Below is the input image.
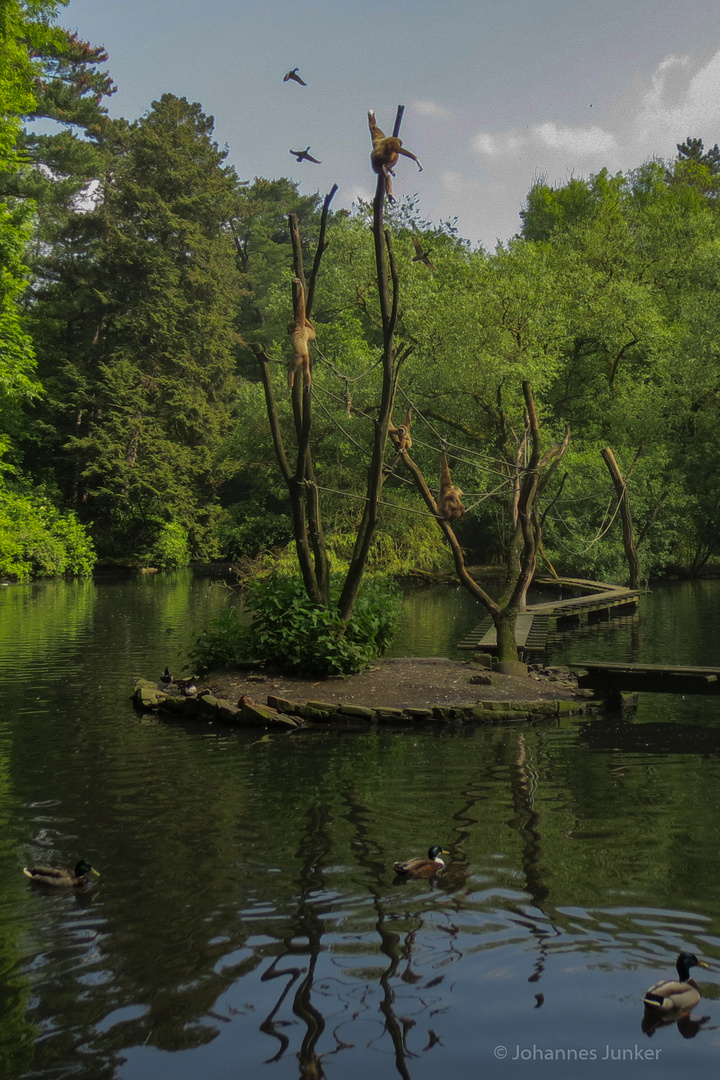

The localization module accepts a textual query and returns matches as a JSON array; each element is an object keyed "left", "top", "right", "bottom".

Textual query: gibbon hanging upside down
[
  {"left": 287, "top": 278, "right": 316, "bottom": 388},
  {"left": 368, "top": 111, "right": 423, "bottom": 202},
  {"left": 389, "top": 407, "right": 412, "bottom": 451},
  {"left": 438, "top": 448, "right": 465, "bottom": 520}
]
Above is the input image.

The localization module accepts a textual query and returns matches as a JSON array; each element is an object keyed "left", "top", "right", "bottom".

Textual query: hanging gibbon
[
  {"left": 390, "top": 407, "right": 412, "bottom": 451},
  {"left": 287, "top": 278, "right": 316, "bottom": 388},
  {"left": 368, "top": 111, "right": 423, "bottom": 202},
  {"left": 438, "top": 448, "right": 465, "bottom": 520}
]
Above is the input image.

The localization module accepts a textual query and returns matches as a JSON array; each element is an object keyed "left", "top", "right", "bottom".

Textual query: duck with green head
[
  {"left": 23, "top": 860, "right": 100, "bottom": 888},
  {"left": 643, "top": 952, "right": 711, "bottom": 1013},
  {"left": 393, "top": 845, "right": 449, "bottom": 879}
]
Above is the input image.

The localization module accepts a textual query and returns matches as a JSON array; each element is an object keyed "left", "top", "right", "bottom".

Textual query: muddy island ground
[
  {"left": 134, "top": 657, "right": 604, "bottom": 727},
  {"left": 206, "top": 657, "right": 580, "bottom": 712}
]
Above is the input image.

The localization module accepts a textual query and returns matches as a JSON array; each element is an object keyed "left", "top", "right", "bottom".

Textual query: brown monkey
[
  {"left": 437, "top": 448, "right": 465, "bottom": 520},
  {"left": 287, "top": 277, "right": 316, "bottom": 388},
  {"left": 368, "top": 111, "right": 423, "bottom": 202},
  {"left": 389, "top": 407, "right": 412, "bottom": 451}
]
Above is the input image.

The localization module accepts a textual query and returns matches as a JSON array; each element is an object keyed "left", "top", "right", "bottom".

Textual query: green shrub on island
[
  {"left": 148, "top": 521, "right": 191, "bottom": 570},
  {"left": 191, "top": 573, "right": 402, "bottom": 677},
  {"left": 213, "top": 499, "right": 294, "bottom": 561},
  {"left": 0, "top": 488, "right": 96, "bottom": 580}
]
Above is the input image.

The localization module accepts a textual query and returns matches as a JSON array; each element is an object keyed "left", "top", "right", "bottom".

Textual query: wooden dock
[
  {"left": 573, "top": 661, "right": 720, "bottom": 696},
  {"left": 458, "top": 578, "right": 640, "bottom": 658},
  {"left": 530, "top": 585, "right": 641, "bottom": 628}
]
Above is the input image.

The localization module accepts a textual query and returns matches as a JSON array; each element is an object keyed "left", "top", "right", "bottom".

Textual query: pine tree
[{"left": 32, "top": 95, "right": 242, "bottom": 560}]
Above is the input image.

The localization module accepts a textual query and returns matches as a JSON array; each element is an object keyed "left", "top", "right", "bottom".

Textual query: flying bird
[
  {"left": 289, "top": 147, "right": 322, "bottom": 164},
  {"left": 412, "top": 236, "right": 437, "bottom": 271},
  {"left": 283, "top": 68, "right": 307, "bottom": 86}
]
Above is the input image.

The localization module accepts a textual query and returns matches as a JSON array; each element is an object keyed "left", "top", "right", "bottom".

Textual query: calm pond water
[{"left": 2, "top": 572, "right": 720, "bottom": 1080}]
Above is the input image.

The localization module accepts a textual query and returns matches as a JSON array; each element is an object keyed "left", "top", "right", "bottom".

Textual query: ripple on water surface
[{"left": 2, "top": 576, "right": 720, "bottom": 1079}]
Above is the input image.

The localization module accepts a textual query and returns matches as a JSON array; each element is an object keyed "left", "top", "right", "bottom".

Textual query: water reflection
[{"left": 1, "top": 575, "right": 720, "bottom": 1078}]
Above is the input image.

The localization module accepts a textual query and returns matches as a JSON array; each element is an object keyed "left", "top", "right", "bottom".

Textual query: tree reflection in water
[{"left": 509, "top": 733, "right": 561, "bottom": 995}]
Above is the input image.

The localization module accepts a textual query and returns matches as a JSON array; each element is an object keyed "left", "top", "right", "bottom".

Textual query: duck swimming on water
[
  {"left": 643, "top": 952, "right": 711, "bottom": 1013},
  {"left": 23, "top": 860, "right": 100, "bottom": 888},
  {"left": 393, "top": 845, "right": 449, "bottom": 879}
]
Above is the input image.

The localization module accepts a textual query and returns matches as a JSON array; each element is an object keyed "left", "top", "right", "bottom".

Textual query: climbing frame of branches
[{"left": 254, "top": 106, "right": 416, "bottom": 622}]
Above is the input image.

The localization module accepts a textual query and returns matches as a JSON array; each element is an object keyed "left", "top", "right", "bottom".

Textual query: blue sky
[{"left": 64, "top": 0, "right": 720, "bottom": 247}]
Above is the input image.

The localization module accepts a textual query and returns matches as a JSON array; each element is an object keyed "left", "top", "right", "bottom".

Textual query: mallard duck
[
  {"left": 411, "top": 236, "right": 437, "bottom": 272},
  {"left": 289, "top": 147, "right": 322, "bottom": 164},
  {"left": 283, "top": 67, "right": 307, "bottom": 86},
  {"left": 393, "top": 845, "right": 449, "bottom": 878},
  {"left": 643, "top": 952, "right": 710, "bottom": 1013},
  {"left": 23, "top": 860, "right": 100, "bottom": 888},
  {"left": 175, "top": 676, "right": 197, "bottom": 697}
]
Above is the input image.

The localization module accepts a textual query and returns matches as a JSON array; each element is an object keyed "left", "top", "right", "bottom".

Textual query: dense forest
[{"left": 3, "top": 1, "right": 720, "bottom": 602}]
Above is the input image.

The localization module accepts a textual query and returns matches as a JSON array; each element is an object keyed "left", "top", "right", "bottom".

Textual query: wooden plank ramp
[
  {"left": 458, "top": 613, "right": 549, "bottom": 656},
  {"left": 457, "top": 579, "right": 639, "bottom": 658}
]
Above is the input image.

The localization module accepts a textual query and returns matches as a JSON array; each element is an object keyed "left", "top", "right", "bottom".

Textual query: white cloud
[
  {"left": 430, "top": 45, "right": 720, "bottom": 248},
  {"left": 440, "top": 170, "right": 483, "bottom": 195},
  {"left": 470, "top": 46, "right": 720, "bottom": 177},
  {"left": 533, "top": 122, "right": 617, "bottom": 156},
  {"left": 472, "top": 129, "right": 525, "bottom": 157},
  {"left": 412, "top": 99, "right": 451, "bottom": 119},
  {"left": 472, "top": 122, "right": 617, "bottom": 160},
  {"left": 635, "top": 49, "right": 720, "bottom": 153}
]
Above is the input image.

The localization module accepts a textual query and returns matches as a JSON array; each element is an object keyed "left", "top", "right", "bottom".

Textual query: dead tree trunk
[
  {"left": 398, "top": 383, "right": 569, "bottom": 667},
  {"left": 337, "top": 106, "right": 407, "bottom": 622},
  {"left": 600, "top": 447, "right": 641, "bottom": 589},
  {"left": 254, "top": 187, "right": 337, "bottom": 607},
  {"left": 256, "top": 107, "right": 413, "bottom": 626}
]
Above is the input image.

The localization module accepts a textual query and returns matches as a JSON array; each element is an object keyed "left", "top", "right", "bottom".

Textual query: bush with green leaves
[
  {"left": 191, "top": 573, "right": 401, "bottom": 677},
  {"left": 0, "top": 485, "right": 96, "bottom": 580},
  {"left": 212, "top": 499, "right": 293, "bottom": 561},
  {"left": 149, "top": 521, "right": 191, "bottom": 569}
]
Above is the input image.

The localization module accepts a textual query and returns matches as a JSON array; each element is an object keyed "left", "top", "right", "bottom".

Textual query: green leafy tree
[{"left": 27, "top": 94, "right": 242, "bottom": 562}]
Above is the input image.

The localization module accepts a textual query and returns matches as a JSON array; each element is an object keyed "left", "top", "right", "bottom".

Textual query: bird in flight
[
  {"left": 412, "top": 236, "right": 437, "bottom": 271},
  {"left": 283, "top": 68, "right": 307, "bottom": 86},
  {"left": 289, "top": 146, "right": 322, "bottom": 164}
]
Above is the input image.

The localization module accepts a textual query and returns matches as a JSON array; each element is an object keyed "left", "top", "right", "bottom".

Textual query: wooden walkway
[
  {"left": 458, "top": 578, "right": 641, "bottom": 658},
  {"left": 574, "top": 661, "right": 720, "bottom": 696}
]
